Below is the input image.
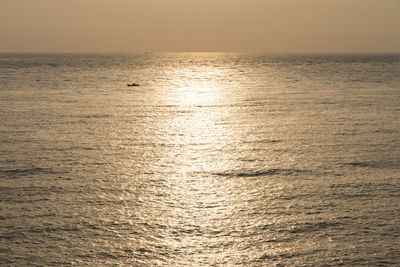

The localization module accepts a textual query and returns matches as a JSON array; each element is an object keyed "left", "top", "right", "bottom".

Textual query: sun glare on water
[{"left": 146, "top": 61, "right": 255, "bottom": 264}]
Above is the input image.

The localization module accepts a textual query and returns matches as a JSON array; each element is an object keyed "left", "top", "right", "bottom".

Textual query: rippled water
[{"left": 0, "top": 53, "right": 399, "bottom": 266}]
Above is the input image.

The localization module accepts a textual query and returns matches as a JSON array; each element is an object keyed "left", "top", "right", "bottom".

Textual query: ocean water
[{"left": 0, "top": 53, "right": 399, "bottom": 266}]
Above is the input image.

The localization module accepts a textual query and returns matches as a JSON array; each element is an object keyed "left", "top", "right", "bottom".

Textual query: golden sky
[{"left": 1, "top": 0, "right": 399, "bottom": 53}]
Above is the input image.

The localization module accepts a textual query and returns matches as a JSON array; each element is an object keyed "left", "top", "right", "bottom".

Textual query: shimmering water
[{"left": 0, "top": 53, "right": 399, "bottom": 266}]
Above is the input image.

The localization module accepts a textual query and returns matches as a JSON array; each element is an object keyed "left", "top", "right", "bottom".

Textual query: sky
[{"left": 0, "top": 0, "right": 399, "bottom": 53}]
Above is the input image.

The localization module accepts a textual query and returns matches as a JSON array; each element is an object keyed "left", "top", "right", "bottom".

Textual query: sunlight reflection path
[{"left": 154, "top": 64, "right": 250, "bottom": 264}]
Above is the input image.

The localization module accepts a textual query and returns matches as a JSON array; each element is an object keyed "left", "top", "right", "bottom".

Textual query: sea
[{"left": 0, "top": 53, "right": 399, "bottom": 266}]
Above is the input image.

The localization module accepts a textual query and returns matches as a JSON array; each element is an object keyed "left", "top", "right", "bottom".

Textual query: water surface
[{"left": 0, "top": 53, "right": 399, "bottom": 266}]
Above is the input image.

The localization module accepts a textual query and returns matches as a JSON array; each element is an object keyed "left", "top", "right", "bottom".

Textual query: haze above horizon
[{"left": 1, "top": 0, "right": 399, "bottom": 54}]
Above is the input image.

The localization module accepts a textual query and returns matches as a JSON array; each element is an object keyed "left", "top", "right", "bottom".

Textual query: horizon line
[{"left": 1, "top": 51, "right": 400, "bottom": 55}]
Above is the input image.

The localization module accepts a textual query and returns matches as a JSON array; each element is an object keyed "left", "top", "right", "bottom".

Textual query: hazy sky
[{"left": 1, "top": 0, "right": 399, "bottom": 53}]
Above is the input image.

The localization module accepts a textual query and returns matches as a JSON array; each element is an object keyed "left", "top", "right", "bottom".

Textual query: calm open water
[{"left": 0, "top": 53, "right": 399, "bottom": 266}]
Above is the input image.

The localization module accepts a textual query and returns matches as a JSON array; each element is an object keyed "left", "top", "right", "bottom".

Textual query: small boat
[{"left": 127, "top": 83, "right": 139, "bottom": 87}]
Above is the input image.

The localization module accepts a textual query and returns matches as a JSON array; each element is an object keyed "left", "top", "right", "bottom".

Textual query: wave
[
  {"left": 345, "top": 162, "right": 375, "bottom": 168},
  {"left": 287, "top": 221, "right": 341, "bottom": 234},
  {"left": 242, "top": 139, "right": 282, "bottom": 144},
  {"left": 213, "top": 168, "right": 312, "bottom": 178},
  {"left": 0, "top": 167, "right": 62, "bottom": 178},
  {"left": 344, "top": 161, "right": 400, "bottom": 169}
]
